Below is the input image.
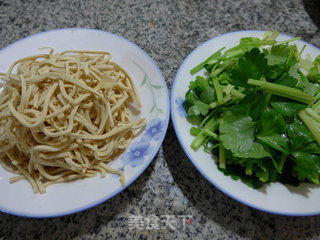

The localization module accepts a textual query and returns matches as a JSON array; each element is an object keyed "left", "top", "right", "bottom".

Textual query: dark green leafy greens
[
  {"left": 184, "top": 30, "right": 320, "bottom": 188},
  {"left": 257, "top": 108, "right": 290, "bottom": 154},
  {"left": 220, "top": 109, "right": 270, "bottom": 159}
]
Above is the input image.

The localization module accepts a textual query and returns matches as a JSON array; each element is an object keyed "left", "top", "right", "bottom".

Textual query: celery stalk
[
  {"left": 248, "top": 79, "right": 314, "bottom": 105},
  {"left": 219, "top": 142, "right": 226, "bottom": 169},
  {"left": 299, "top": 110, "right": 320, "bottom": 146},
  {"left": 191, "top": 117, "right": 218, "bottom": 150},
  {"left": 190, "top": 47, "right": 225, "bottom": 74}
]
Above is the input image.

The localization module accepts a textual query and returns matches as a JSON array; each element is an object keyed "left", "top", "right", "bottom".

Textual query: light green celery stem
[
  {"left": 224, "top": 40, "right": 275, "bottom": 56},
  {"left": 278, "top": 153, "right": 287, "bottom": 173},
  {"left": 279, "top": 37, "right": 301, "bottom": 45},
  {"left": 248, "top": 79, "right": 314, "bottom": 105},
  {"left": 210, "top": 90, "right": 244, "bottom": 109},
  {"left": 204, "top": 143, "right": 220, "bottom": 151},
  {"left": 305, "top": 108, "right": 320, "bottom": 122},
  {"left": 230, "top": 88, "right": 245, "bottom": 99},
  {"left": 210, "top": 96, "right": 231, "bottom": 108},
  {"left": 223, "top": 49, "right": 244, "bottom": 60},
  {"left": 299, "top": 110, "right": 320, "bottom": 146},
  {"left": 311, "top": 100, "right": 320, "bottom": 113},
  {"left": 268, "top": 30, "right": 280, "bottom": 40},
  {"left": 191, "top": 117, "right": 218, "bottom": 150},
  {"left": 299, "top": 45, "right": 306, "bottom": 58},
  {"left": 199, "top": 110, "right": 216, "bottom": 128},
  {"left": 204, "top": 129, "right": 219, "bottom": 139},
  {"left": 190, "top": 47, "right": 225, "bottom": 74},
  {"left": 219, "top": 142, "right": 226, "bottom": 169},
  {"left": 211, "top": 64, "right": 229, "bottom": 77},
  {"left": 211, "top": 60, "right": 236, "bottom": 77},
  {"left": 260, "top": 30, "right": 272, "bottom": 41},
  {"left": 314, "top": 93, "right": 320, "bottom": 102},
  {"left": 223, "top": 84, "right": 233, "bottom": 95},
  {"left": 212, "top": 77, "right": 223, "bottom": 102}
]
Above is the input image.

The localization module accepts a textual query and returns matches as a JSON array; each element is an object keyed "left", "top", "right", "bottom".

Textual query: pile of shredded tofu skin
[{"left": 0, "top": 49, "right": 145, "bottom": 193}]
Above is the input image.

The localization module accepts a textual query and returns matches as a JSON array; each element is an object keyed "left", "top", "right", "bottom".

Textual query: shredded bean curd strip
[{"left": 0, "top": 49, "right": 145, "bottom": 193}]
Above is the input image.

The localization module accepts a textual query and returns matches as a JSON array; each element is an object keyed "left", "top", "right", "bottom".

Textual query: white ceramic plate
[
  {"left": 0, "top": 28, "right": 169, "bottom": 218},
  {"left": 171, "top": 30, "right": 320, "bottom": 216}
]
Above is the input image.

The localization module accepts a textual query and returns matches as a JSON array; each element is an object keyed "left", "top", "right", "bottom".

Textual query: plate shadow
[{"left": 303, "top": 0, "right": 320, "bottom": 29}]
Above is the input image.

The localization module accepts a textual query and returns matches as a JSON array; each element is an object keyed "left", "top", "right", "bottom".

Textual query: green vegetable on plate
[{"left": 183, "top": 30, "right": 320, "bottom": 188}]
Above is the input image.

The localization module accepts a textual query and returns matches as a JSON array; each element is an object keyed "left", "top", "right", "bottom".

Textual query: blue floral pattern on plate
[
  {"left": 143, "top": 118, "right": 165, "bottom": 141},
  {"left": 120, "top": 118, "right": 165, "bottom": 168},
  {"left": 121, "top": 140, "right": 152, "bottom": 167}
]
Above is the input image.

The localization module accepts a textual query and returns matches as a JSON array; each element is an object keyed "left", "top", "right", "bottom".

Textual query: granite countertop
[{"left": 1, "top": 0, "right": 320, "bottom": 239}]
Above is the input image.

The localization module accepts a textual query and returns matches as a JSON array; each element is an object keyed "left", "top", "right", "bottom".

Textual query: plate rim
[
  {"left": 0, "top": 28, "right": 170, "bottom": 218},
  {"left": 171, "top": 29, "right": 320, "bottom": 217}
]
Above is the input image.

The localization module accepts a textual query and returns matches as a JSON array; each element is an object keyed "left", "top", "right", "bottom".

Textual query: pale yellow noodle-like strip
[{"left": 10, "top": 175, "right": 26, "bottom": 183}]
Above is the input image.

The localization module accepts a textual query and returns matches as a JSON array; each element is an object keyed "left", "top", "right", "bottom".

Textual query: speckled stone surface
[{"left": 0, "top": 0, "right": 320, "bottom": 239}]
